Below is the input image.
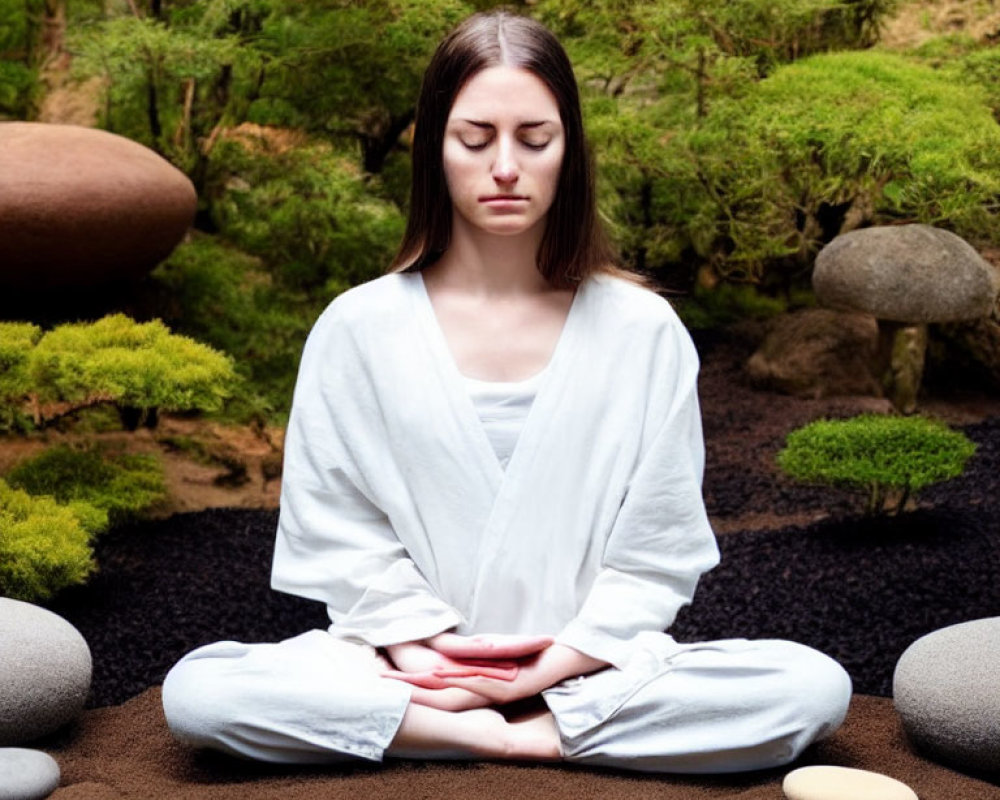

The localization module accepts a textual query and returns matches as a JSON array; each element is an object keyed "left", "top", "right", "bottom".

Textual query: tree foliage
[
  {"left": 0, "top": 314, "right": 237, "bottom": 431},
  {"left": 208, "top": 134, "right": 405, "bottom": 295},
  {"left": 680, "top": 51, "right": 1000, "bottom": 283},
  {"left": 151, "top": 232, "right": 315, "bottom": 419},
  {"left": 777, "top": 414, "right": 977, "bottom": 515}
]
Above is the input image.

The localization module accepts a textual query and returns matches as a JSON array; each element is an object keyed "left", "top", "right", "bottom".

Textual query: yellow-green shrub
[
  {"left": 13, "top": 314, "right": 238, "bottom": 429},
  {"left": 0, "top": 479, "right": 102, "bottom": 602}
]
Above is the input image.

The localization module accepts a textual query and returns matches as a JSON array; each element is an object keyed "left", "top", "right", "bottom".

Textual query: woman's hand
[
  {"left": 426, "top": 633, "right": 555, "bottom": 660},
  {"left": 382, "top": 634, "right": 561, "bottom": 711},
  {"left": 429, "top": 643, "right": 608, "bottom": 706}
]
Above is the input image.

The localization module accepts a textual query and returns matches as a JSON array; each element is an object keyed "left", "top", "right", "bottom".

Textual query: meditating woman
[{"left": 162, "top": 10, "right": 851, "bottom": 772}]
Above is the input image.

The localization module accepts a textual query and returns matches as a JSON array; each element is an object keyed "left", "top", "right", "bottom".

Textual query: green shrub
[
  {"left": 0, "top": 478, "right": 101, "bottom": 602},
  {"left": 5, "top": 444, "right": 166, "bottom": 525},
  {"left": 777, "top": 414, "right": 976, "bottom": 514},
  {"left": 681, "top": 50, "right": 1000, "bottom": 281},
  {"left": 27, "top": 314, "right": 237, "bottom": 428},
  {"left": 208, "top": 137, "right": 405, "bottom": 296}
]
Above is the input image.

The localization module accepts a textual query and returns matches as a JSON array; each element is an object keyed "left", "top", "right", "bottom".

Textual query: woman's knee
[
  {"left": 771, "top": 641, "right": 852, "bottom": 754},
  {"left": 161, "top": 646, "right": 247, "bottom": 749}
]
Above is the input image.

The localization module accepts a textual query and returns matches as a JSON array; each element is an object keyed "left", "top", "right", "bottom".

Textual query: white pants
[{"left": 162, "top": 630, "right": 851, "bottom": 774}]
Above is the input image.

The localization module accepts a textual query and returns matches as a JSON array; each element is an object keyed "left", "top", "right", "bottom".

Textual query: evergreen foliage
[
  {"left": 27, "top": 314, "right": 237, "bottom": 427},
  {"left": 0, "top": 478, "right": 100, "bottom": 602},
  {"left": 208, "top": 136, "right": 405, "bottom": 295},
  {"left": 777, "top": 414, "right": 977, "bottom": 515},
  {"left": 151, "top": 233, "right": 314, "bottom": 419},
  {"left": 678, "top": 50, "right": 1000, "bottom": 282},
  {"left": 6, "top": 444, "right": 166, "bottom": 525}
]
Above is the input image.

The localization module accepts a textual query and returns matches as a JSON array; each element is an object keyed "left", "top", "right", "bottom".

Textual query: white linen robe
[
  {"left": 163, "top": 271, "right": 852, "bottom": 771},
  {"left": 271, "top": 271, "right": 720, "bottom": 669}
]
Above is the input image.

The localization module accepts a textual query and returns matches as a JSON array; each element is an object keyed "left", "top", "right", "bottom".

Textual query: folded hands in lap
[{"left": 383, "top": 634, "right": 606, "bottom": 712}]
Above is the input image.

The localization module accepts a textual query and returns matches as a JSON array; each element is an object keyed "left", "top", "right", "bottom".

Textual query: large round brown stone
[{"left": 0, "top": 122, "right": 196, "bottom": 289}]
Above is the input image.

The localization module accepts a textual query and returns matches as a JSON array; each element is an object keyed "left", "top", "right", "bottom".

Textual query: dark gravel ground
[{"left": 44, "top": 332, "right": 1000, "bottom": 708}]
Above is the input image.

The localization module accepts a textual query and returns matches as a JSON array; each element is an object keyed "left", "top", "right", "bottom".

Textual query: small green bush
[
  {"left": 5, "top": 444, "right": 166, "bottom": 526},
  {"left": 0, "top": 478, "right": 101, "bottom": 602},
  {"left": 777, "top": 414, "right": 976, "bottom": 514}
]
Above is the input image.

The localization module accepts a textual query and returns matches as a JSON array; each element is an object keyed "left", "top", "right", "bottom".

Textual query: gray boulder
[
  {"left": 812, "top": 225, "right": 1000, "bottom": 413},
  {"left": 746, "top": 309, "right": 881, "bottom": 398},
  {"left": 893, "top": 617, "right": 1000, "bottom": 775},
  {"left": 0, "top": 748, "right": 60, "bottom": 800},
  {"left": 0, "top": 121, "right": 196, "bottom": 290},
  {"left": 0, "top": 599, "right": 91, "bottom": 745},
  {"left": 813, "top": 224, "right": 999, "bottom": 323}
]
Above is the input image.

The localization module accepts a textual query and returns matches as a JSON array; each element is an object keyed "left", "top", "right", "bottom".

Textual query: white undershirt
[{"left": 463, "top": 369, "right": 546, "bottom": 469}]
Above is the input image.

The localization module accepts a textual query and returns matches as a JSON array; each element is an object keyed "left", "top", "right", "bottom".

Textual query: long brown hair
[{"left": 389, "top": 11, "right": 629, "bottom": 289}]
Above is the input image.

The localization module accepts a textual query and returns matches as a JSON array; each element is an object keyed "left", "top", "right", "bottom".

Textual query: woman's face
[{"left": 442, "top": 65, "right": 565, "bottom": 238}]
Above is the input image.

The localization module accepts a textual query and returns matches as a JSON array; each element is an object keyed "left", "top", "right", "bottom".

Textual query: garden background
[{"left": 3, "top": 1, "right": 1000, "bottom": 797}]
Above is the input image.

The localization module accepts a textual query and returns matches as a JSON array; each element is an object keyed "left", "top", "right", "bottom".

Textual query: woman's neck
[{"left": 428, "top": 216, "right": 550, "bottom": 297}]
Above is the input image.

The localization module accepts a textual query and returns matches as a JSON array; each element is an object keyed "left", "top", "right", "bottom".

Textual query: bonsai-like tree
[{"left": 777, "top": 414, "right": 976, "bottom": 515}]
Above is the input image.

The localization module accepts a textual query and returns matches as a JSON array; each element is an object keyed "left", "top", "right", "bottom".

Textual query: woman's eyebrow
[{"left": 455, "top": 119, "right": 557, "bottom": 129}]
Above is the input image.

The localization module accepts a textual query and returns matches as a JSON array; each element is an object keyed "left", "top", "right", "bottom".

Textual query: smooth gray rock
[
  {"left": 893, "top": 617, "right": 1000, "bottom": 775},
  {"left": 813, "top": 224, "right": 999, "bottom": 323},
  {"left": 0, "top": 748, "right": 60, "bottom": 800},
  {"left": 0, "top": 599, "right": 91, "bottom": 745}
]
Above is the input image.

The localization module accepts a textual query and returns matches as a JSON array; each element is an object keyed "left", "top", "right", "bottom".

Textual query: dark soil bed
[{"left": 45, "top": 330, "right": 1000, "bottom": 708}]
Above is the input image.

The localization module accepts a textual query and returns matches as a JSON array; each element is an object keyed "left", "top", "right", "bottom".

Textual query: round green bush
[
  {"left": 777, "top": 414, "right": 976, "bottom": 514},
  {"left": 0, "top": 479, "right": 101, "bottom": 602}
]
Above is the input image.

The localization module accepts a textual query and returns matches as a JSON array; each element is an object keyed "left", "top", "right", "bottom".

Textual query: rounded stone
[
  {"left": 746, "top": 309, "right": 880, "bottom": 398},
  {"left": 0, "top": 748, "right": 60, "bottom": 800},
  {"left": 813, "top": 224, "right": 1000, "bottom": 323},
  {"left": 783, "top": 766, "right": 917, "bottom": 800},
  {"left": 0, "top": 599, "right": 92, "bottom": 745},
  {"left": 0, "top": 121, "right": 196, "bottom": 289},
  {"left": 893, "top": 617, "right": 1000, "bottom": 775}
]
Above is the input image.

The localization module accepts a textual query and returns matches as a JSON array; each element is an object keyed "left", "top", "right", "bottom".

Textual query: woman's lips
[{"left": 479, "top": 195, "right": 528, "bottom": 203}]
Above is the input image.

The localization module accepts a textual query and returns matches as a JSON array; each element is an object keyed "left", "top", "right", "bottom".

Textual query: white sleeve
[
  {"left": 270, "top": 312, "right": 464, "bottom": 647},
  {"left": 555, "top": 325, "right": 720, "bottom": 670}
]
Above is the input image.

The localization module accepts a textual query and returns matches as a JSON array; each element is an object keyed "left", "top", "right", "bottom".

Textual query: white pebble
[
  {"left": 0, "top": 748, "right": 60, "bottom": 800},
  {"left": 783, "top": 765, "right": 917, "bottom": 800}
]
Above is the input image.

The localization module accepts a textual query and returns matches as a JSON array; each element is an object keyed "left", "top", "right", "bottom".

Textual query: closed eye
[
  {"left": 522, "top": 140, "right": 550, "bottom": 151},
  {"left": 461, "top": 139, "right": 491, "bottom": 151}
]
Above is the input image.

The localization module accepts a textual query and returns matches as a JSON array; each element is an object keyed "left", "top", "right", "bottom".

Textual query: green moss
[{"left": 777, "top": 414, "right": 976, "bottom": 514}]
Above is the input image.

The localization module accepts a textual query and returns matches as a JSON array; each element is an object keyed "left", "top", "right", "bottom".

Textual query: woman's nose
[{"left": 492, "top": 140, "right": 518, "bottom": 184}]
